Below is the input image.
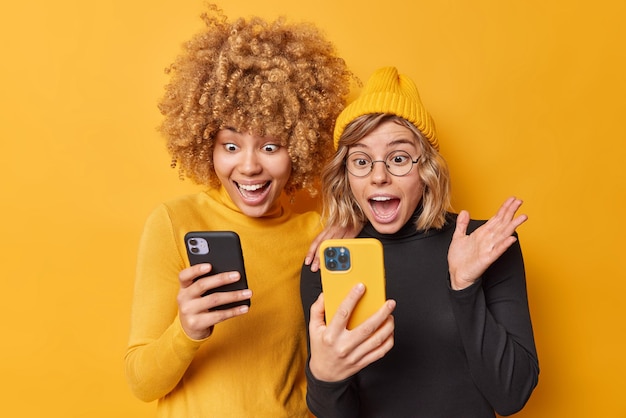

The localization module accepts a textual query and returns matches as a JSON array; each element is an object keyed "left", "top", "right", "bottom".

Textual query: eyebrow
[{"left": 351, "top": 138, "right": 417, "bottom": 150}]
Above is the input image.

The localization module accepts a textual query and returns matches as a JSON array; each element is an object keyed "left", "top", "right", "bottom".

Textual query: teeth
[
  {"left": 239, "top": 182, "right": 266, "bottom": 191},
  {"left": 371, "top": 196, "right": 392, "bottom": 201}
]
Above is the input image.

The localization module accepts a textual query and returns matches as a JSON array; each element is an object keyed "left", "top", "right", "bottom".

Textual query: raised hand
[
  {"left": 308, "top": 284, "right": 396, "bottom": 382},
  {"left": 177, "top": 263, "right": 252, "bottom": 340},
  {"left": 448, "top": 197, "right": 528, "bottom": 290}
]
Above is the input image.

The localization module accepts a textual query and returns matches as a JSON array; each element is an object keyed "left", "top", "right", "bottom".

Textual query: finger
[
  {"left": 345, "top": 311, "right": 396, "bottom": 370},
  {"left": 306, "top": 224, "right": 362, "bottom": 270},
  {"left": 307, "top": 225, "right": 343, "bottom": 262},
  {"left": 198, "top": 288, "right": 252, "bottom": 312},
  {"left": 309, "top": 229, "right": 336, "bottom": 272},
  {"left": 327, "top": 283, "right": 366, "bottom": 330},
  {"left": 498, "top": 197, "right": 523, "bottom": 221},
  {"left": 178, "top": 280, "right": 251, "bottom": 313},
  {"left": 361, "top": 313, "right": 396, "bottom": 352},
  {"left": 497, "top": 198, "right": 527, "bottom": 235},
  {"left": 179, "top": 263, "right": 213, "bottom": 288},
  {"left": 309, "top": 247, "right": 323, "bottom": 272},
  {"left": 492, "top": 235, "right": 520, "bottom": 257},
  {"left": 484, "top": 198, "right": 526, "bottom": 236},
  {"left": 182, "top": 303, "right": 250, "bottom": 340},
  {"left": 191, "top": 271, "right": 241, "bottom": 295},
  {"left": 355, "top": 322, "right": 395, "bottom": 368},
  {"left": 353, "top": 299, "right": 396, "bottom": 339},
  {"left": 512, "top": 213, "right": 528, "bottom": 229},
  {"left": 499, "top": 212, "right": 527, "bottom": 237},
  {"left": 306, "top": 226, "right": 339, "bottom": 268},
  {"left": 208, "top": 303, "right": 251, "bottom": 323},
  {"left": 199, "top": 304, "right": 250, "bottom": 331},
  {"left": 305, "top": 231, "right": 327, "bottom": 266},
  {"left": 306, "top": 226, "right": 344, "bottom": 270}
]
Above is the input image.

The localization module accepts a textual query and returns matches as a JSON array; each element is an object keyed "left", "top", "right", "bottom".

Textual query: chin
[
  {"left": 370, "top": 221, "right": 403, "bottom": 235},
  {"left": 239, "top": 204, "right": 271, "bottom": 218}
]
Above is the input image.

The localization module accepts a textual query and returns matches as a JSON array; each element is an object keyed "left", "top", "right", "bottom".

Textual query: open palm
[{"left": 447, "top": 197, "right": 527, "bottom": 290}]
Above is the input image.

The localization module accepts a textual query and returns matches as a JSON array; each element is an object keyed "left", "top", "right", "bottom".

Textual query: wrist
[
  {"left": 308, "top": 358, "right": 328, "bottom": 381},
  {"left": 309, "top": 357, "right": 342, "bottom": 382},
  {"left": 449, "top": 273, "right": 473, "bottom": 291}
]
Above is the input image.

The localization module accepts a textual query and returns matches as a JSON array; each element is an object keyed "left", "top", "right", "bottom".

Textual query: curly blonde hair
[
  {"left": 321, "top": 114, "right": 451, "bottom": 231},
  {"left": 158, "top": 4, "right": 351, "bottom": 195}
]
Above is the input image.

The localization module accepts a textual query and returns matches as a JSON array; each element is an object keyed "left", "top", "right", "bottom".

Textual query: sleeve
[
  {"left": 448, "top": 236, "right": 539, "bottom": 416},
  {"left": 300, "top": 264, "right": 360, "bottom": 418},
  {"left": 124, "top": 204, "right": 206, "bottom": 402}
]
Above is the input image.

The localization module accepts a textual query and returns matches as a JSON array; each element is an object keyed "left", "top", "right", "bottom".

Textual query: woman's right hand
[
  {"left": 177, "top": 263, "right": 252, "bottom": 340},
  {"left": 308, "top": 284, "right": 396, "bottom": 382}
]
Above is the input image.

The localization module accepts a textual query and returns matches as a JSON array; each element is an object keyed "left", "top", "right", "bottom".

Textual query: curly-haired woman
[{"left": 125, "top": 5, "right": 351, "bottom": 416}]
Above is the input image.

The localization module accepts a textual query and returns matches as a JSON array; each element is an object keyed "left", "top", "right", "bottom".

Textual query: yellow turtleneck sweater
[{"left": 125, "top": 187, "right": 321, "bottom": 417}]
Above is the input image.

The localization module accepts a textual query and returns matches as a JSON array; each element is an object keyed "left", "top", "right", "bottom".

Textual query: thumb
[
  {"left": 309, "top": 293, "right": 327, "bottom": 330},
  {"left": 454, "top": 210, "right": 470, "bottom": 238}
]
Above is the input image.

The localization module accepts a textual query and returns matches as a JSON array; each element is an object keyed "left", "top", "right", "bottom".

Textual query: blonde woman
[{"left": 301, "top": 67, "right": 539, "bottom": 417}]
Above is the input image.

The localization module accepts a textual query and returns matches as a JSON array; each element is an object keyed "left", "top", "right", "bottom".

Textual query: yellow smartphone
[{"left": 319, "top": 238, "right": 386, "bottom": 330}]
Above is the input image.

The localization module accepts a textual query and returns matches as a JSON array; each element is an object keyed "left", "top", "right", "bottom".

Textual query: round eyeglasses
[{"left": 346, "top": 150, "right": 420, "bottom": 177}]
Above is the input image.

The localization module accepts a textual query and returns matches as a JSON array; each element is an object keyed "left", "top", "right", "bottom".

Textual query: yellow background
[{"left": 1, "top": 0, "right": 624, "bottom": 416}]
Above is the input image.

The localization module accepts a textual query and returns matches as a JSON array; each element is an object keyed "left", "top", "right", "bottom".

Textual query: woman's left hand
[{"left": 448, "top": 196, "right": 528, "bottom": 290}]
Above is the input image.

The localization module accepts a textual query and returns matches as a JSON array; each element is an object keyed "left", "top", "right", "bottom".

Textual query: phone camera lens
[
  {"left": 190, "top": 247, "right": 199, "bottom": 254},
  {"left": 338, "top": 254, "right": 348, "bottom": 264},
  {"left": 325, "top": 248, "right": 337, "bottom": 258},
  {"left": 328, "top": 260, "right": 337, "bottom": 270},
  {"left": 189, "top": 239, "right": 197, "bottom": 246}
]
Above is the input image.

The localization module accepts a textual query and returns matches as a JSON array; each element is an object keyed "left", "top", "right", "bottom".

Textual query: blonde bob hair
[
  {"left": 321, "top": 114, "right": 451, "bottom": 231},
  {"left": 158, "top": 4, "right": 351, "bottom": 195}
]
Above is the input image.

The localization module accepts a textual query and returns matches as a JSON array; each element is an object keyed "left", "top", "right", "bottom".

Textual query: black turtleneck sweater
[{"left": 300, "top": 213, "right": 539, "bottom": 418}]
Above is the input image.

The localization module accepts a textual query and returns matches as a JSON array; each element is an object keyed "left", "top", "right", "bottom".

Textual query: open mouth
[
  {"left": 236, "top": 181, "right": 271, "bottom": 200},
  {"left": 369, "top": 196, "right": 400, "bottom": 221}
]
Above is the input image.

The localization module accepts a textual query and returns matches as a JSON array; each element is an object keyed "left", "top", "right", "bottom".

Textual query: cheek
[
  {"left": 270, "top": 155, "right": 292, "bottom": 182},
  {"left": 212, "top": 157, "right": 230, "bottom": 179},
  {"left": 212, "top": 149, "right": 228, "bottom": 171},
  {"left": 347, "top": 177, "right": 362, "bottom": 198},
  {"left": 347, "top": 178, "right": 369, "bottom": 207},
  {"left": 404, "top": 178, "right": 424, "bottom": 206}
]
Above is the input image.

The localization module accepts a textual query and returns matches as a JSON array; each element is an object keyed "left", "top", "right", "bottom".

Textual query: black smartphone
[{"left": 184, "top": 231, "right": 250, "bottom": 310}]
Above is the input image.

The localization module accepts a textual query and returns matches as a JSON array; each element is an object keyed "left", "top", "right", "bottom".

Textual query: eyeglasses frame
[{"left": 345, "top": 150, "right": 421, "bottom": 178}]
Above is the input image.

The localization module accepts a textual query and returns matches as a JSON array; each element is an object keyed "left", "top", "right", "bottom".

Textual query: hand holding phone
[
  {"left": 319, "top": 238, "right": 386, "bottom": 329},
  {"left": 184, "top": 231, "right": 251, "bottom": 311}
]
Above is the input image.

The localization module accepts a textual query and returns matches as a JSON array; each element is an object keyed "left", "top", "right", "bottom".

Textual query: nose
[
  {"left": 238, "top": 149, "right": 262, "bottom": 175},
  {"left": 370, "top": 160, "right": 390, "bottom": 184}
]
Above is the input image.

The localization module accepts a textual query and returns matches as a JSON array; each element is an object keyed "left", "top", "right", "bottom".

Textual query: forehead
[
  {"left": 350, "top": 120, "right": 419, "bottom": 152},
  {"left": 216, "top": 127, "right": 281, "bottom": 143}
]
